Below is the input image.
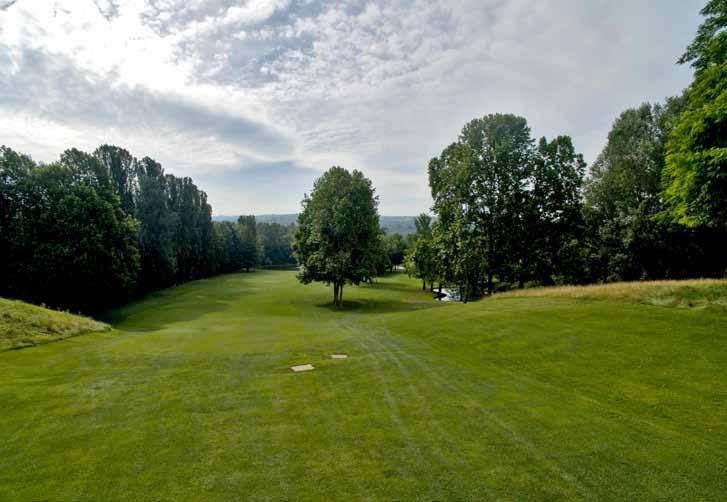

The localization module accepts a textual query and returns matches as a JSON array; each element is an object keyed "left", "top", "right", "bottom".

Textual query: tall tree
[
  {"left": 663, "top": 0, "right": 727, "bottom": 228},
  {"left": 429, "top": 115, "right": 533, "bottom": 296},
  {"left": 94, "top": 145, "right": 137, "bottom": 216},
  {"left": 135, "top": 157, "right": 177, "bottom": 289},
  {"left": 523, "top": 136, "right": 586, "bottom": 285},
  {"left": 5, "top": 149, "right": 140, "bottom": 311},
  {"left": 238, "top": 215, "right": 258, "bottom": 271},
  {"left": 580, "top": 99, "right": 727, "bottom": 282},
  {"left": 293, "top": 166, "right": 383, "bottom": 307},
  {"left": 404, "top": 213, "right": 436, "bottom": 290}
]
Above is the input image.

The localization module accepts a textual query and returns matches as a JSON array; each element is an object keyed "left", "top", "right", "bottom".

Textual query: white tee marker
[
  {"left": 291, "top": 364, "right": 315, "bottom": 372},
  {"left": 331, "top": 354, "right": 348, "bottom": 359}
]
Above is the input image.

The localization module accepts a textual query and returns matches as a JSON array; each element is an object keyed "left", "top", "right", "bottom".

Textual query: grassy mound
[
  {"left": 0, "top": 297, "right": 110, "bottom": 351},
  {"left": 494, "top": 278, "right": 727, "bottom": 310}
]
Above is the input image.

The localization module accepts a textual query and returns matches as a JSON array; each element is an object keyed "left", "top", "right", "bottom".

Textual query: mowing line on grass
[
  {"left": 352, "top": 335, "right": 421, "bottom": 483},
  {"left": 375, "top": 327, "right": 594, "bottom": 501},
  {"left": 362, "top": 330, "right": 501, "bottom": 501}
]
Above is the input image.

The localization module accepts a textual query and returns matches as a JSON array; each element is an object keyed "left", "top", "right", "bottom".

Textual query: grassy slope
[
  {"left": 495, "top": 278, "right": 727, "bottom": 310},
  {"left": 0, "top": 297, "right": 109, "bottom": 351},
  {"left": 0, "top": 272, "right": 725, "bottom": 500}
]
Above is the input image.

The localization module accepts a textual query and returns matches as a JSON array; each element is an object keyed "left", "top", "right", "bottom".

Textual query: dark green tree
[
  {"left": 293, "top": 166, "right": 383, "bottom": 307},
  {"left": 581, "top": 99, "right": 727, "bottom": 282},
  {"left": 238, "top": 215, "right": 258, "bottom": 271},
  {"left": 94, "top": 145, "right": 137, "bottom": 216},
  {"left": 382, "top": 233, "right": 408, "bottom": 271},
  {"left": 257, "top": 222, "right": 296, "bottom": 266},
  {"left": 5, "top": 149, "right": 140, "bottom": 311},
  {"left": 522, "top": 136, "right": 586, "bottom": 285},
  {"left": 135, "top": 157, "right": 177, "bottom": 288}
]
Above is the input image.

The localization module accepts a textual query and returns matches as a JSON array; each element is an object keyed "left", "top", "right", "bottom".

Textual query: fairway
[{"left": 1, "top": 271, "right": 726, "bottom": 500}]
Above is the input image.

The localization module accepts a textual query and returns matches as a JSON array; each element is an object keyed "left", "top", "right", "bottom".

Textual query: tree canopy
[
  {"left": 0, "top": 144, "right": 256, "bottom": 312},
  {"left": 293, "top": 166, "right": 383, "bottom": 307},
  {"left": 663, "top": 0, "right": 727, "bottom": 228}
]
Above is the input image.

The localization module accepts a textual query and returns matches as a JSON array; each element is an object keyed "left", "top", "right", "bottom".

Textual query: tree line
[
  {"left": 406, "top": 1, "right": 727, "bottom": 301},
  {"left": 0, "top": 144, "right": 291, "bottom": 313}
]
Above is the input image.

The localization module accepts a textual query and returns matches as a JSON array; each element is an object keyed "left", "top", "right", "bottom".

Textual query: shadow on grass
[
  {"left": 107, "top": 301, "right": 236, "bottom": 332},
  {"left": 315, "top": 298, "right": 443, "bottom": 315},
  {"left": 362, "top": 280, "right": 430, "bottom": 295},
  {"left": 100, "top": 277, "right": 252, "bottom": 332}
]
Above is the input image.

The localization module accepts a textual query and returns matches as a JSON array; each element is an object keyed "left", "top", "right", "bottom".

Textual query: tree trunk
[
  {"left": 422, "top": 279, "right": 426, "bottom": 290},
  {"left": 333, "top": 282, "right": 339, "bottom": 307},
  {"left": 338, "top": 283, "right": 344, "bottom": 306}
]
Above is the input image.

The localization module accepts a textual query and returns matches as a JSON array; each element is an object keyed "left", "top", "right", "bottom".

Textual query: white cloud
[{"left": 0, "top": 0, "right": 705, "bottom": 215}]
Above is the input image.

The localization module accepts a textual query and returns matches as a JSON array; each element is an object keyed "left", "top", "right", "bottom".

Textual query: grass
[
  {"left": 1, "top": 271, "right": 726, "bottom": 500},
  {"left": 0, "top": 297, "right": 110, "bottom": 351},
  {"left": 495, "top": 278, "right": 727, "bottom": 310}
]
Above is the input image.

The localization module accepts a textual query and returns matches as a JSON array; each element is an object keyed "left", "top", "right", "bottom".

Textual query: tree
[
  {"left": 404, "top": 212, "right": 437, "bottom": 290},
  {"left": 581, "top": 99, "right": 727, "bottom": 281},
  {"left": 135, "top": 157, "right": 177, "bottom": 289},
  {"left": 663, "top": 0, "right": 727, "bottom": 228},
  {"left": 257, "top": 222, "right": 296, "bottom": 266},
  {"left": 238, "top": 215, "right": 258, "bottom": 271},
  {"left": 293, "top": 166, "right": 383, "bottom": 307},
  {"left": 4, "top": 149, "right": 140, "bottom": 311},
  {"left": 0, "top": 147, "right": 35, "bottom": 293},
  {"left": 414, "top": 213, "right": 432, "bottom": 235},
  {"left": 382, "top": 233, "right": 408, "bottom": 271},
  {"left": 94, "top": 145, "right": 137, "bottom": 216},
  {"left": 429, "top": 115, "right": 533, "bottom": 297},
  {"left": 523, "top": 136, "right": 586, "bottom": 285}
]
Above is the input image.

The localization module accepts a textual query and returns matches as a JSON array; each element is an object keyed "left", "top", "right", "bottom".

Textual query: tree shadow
[
  {"left": 362, "top": 280, "right": 430, "bottom": 294},
  {"left": 315, "top": 298, "right": 444, "bottom": 315},
  {"left": 99, "top": 276, "right": 251, "bottom": 332}
]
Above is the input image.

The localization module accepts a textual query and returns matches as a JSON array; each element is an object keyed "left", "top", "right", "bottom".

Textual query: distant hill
[{"left": 213, "top": 214, "right": 421, "bottom": 235}]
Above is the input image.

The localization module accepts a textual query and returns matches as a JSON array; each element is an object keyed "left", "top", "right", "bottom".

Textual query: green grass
[
  {"left": 1, "top": 271, "right": 726, "bottom": 500},
  {"left": 495, "top": 278, "right": 727, "bottom": 310},
  {"left": 0, "top": 297, "right": 110, "bottom": 351}
]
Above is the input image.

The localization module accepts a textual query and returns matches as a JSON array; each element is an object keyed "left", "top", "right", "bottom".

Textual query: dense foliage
[
  {"left": 409, "top": 105, "right": 726, "bottom": 300},
  {"left": 418, "top": 115, "right": 587, "bottom": 301},
  {"left": 257, "top": 222, "right": 296, "bottom": 266},
  {"left": 403, "top": 2, "right": 727, "bottom": 300},
  {"left": 293, "top": 166, "right": 384, "bottom": 306},
  {"left": 0, "top": 144, "right": 257, "bottom": 312},
  {"left": 663, "top": 0, "right": 727, "bottom": 228}
]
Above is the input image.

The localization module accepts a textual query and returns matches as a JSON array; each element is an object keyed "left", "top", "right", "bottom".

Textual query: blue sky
[{"left": 0, "top": 0, "right": 703, "bottom": 215}]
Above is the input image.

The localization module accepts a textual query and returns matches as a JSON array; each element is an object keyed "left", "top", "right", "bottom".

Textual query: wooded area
[
  {"left": 404, "top": 1, "right": 727, "bottom": 301},
  {"left": 0, "top": 145, "right": 293, "bottom": 312}
]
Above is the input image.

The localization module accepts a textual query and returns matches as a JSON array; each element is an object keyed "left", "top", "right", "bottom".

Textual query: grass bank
[
  {"left": 0, "top": 297, "right": 110, "bottom": 351},
  {"left": 495, "top": 278, "right": 727, "bottom": 310}
]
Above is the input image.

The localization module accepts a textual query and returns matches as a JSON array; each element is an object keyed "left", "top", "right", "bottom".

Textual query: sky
[{"left": 0, "top": 0, "right": 704, "bottom": 215}]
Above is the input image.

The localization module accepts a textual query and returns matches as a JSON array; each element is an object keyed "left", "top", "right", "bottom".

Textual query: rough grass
[
  {"left": 495, "top": 278, "right": 727, "bottom": 310},
  {"left": 0, "top": 297, "right": 110, "bottom": 351},
  {"left": 1, "top": 271, "right": 725, "bottom": 500}
]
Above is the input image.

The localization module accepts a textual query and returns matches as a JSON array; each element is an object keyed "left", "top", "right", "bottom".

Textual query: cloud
[
  {"left": 0, "top": 46, "right": 296, "bottom": 174},
  {"left": 196, "top": 159, "right": 317, "bottom": 214},
  {"left": 0, "top": 0, "right": 706, "bottom": 214},
  {"left": 93, "top": 0, "right": 120, "bottom": 20}
]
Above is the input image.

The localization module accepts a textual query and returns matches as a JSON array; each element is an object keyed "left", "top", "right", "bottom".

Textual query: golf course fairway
[{"left": 1, "top": 271, "right": 725, "bottom": 500}]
